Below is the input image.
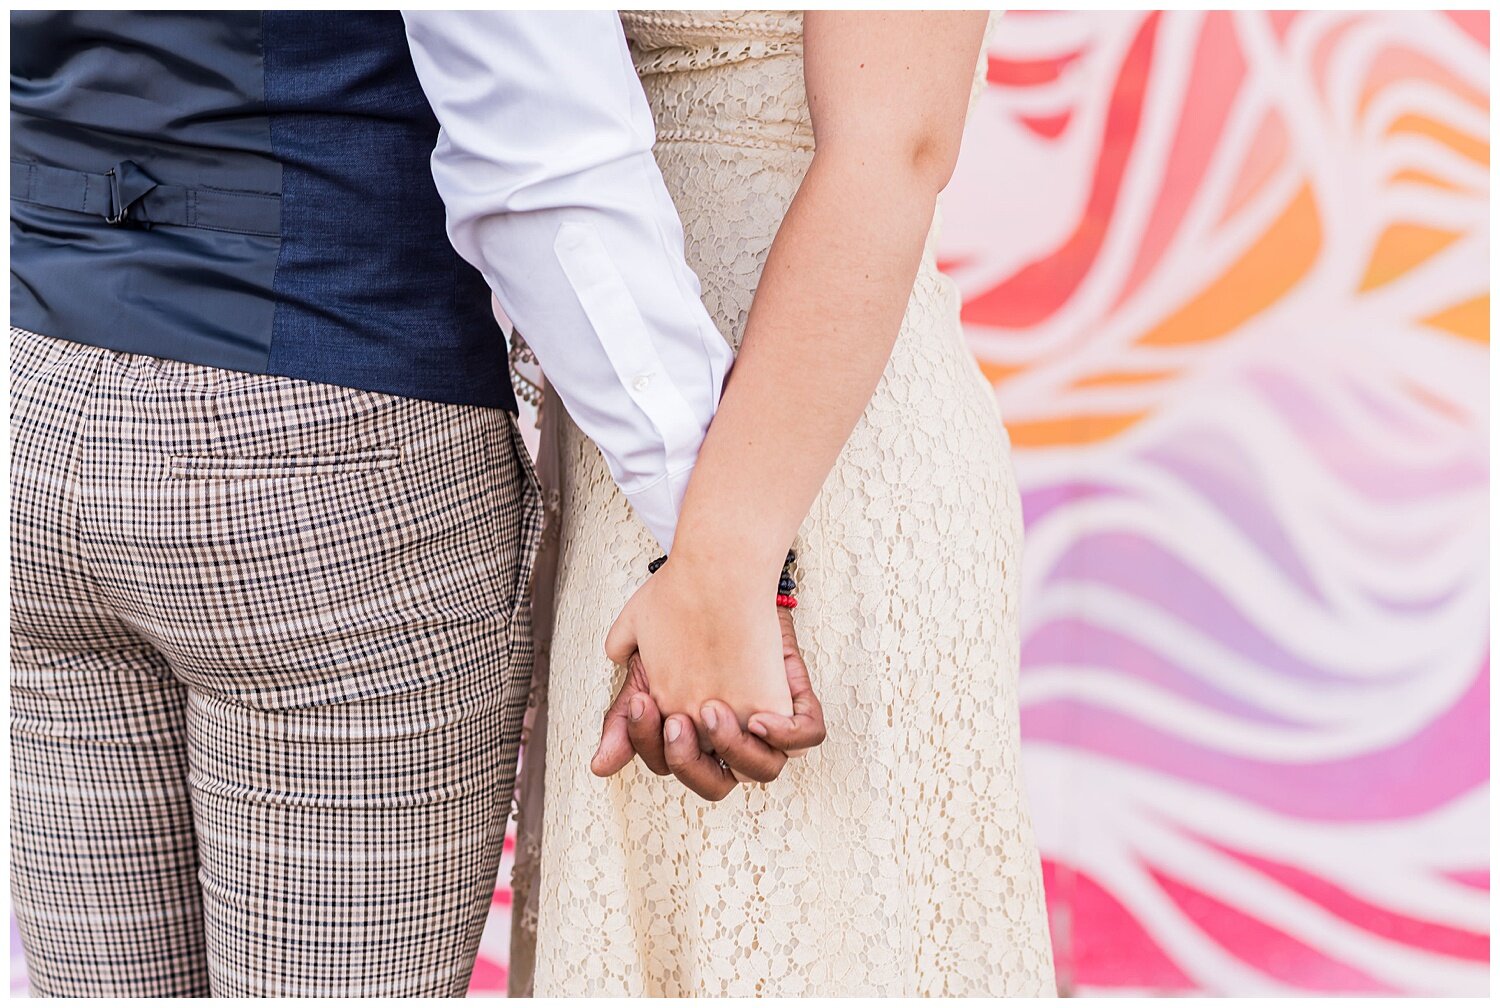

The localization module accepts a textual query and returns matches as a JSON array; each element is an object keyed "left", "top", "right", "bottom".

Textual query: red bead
[{"left": 775, "top": 594, "right": 798, "bottom": 609}]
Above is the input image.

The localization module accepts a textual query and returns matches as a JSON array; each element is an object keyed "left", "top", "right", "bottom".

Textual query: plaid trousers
[{"left": 9, "top": 327, "right": 541, "bottom": 996}]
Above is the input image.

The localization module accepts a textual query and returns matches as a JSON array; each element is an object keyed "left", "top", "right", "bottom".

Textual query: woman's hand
[
  {"left": 603, "top": 560, "right": 794, "bottom": 747},
  {"left": 593, "top": 604, "right": 827, "bottom": 800}
]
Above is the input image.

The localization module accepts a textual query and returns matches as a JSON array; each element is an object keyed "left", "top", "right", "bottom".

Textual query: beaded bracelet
[{"left": 649, "top": 549, "right": 799, "bottom": 608}]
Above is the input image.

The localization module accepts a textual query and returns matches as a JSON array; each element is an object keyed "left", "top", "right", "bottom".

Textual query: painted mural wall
[{"left": 939, "top": 8, "right": 1489, "bottom": 996}]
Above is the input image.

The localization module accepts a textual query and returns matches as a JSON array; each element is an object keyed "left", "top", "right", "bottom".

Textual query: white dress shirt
[{"left": 401, "top": 11, "right": 733, "bottom": 550}]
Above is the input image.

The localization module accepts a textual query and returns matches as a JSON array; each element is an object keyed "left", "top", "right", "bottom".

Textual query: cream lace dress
[{"left": 509, "top": 10, "right": 1054, "bottom": 997}]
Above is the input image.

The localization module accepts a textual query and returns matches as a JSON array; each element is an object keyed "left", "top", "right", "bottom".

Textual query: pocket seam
[{"left": 168, "top": 448, "right": 401, "bottom": 480}]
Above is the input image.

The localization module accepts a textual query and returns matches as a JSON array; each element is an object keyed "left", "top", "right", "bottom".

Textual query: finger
[
  {"left": 701, "top": 701, "right": 787, "bottom": 784},
  {"left": 741, "top": 717, "right": 822, "bottom": 756},
  {"left": 748, "top": 611, "right": 828, "bottom": 756},
  {"left": 749, "top": 671, "right": 825, "bottom": 757},
  {"left": 590, "top": 677, "right": 638, "bottom": 777},
  {"left": 603, "top": 609, "right": 636, "bottom": 667},
  {"left": 663, "top": 715, "right": 737, "bottom": 801},
  {"left": 625, "top": 658, "right": 670, "bottom": 776},
  {"left": 746, "top": 708, "right": 826, "bottom": 757}
]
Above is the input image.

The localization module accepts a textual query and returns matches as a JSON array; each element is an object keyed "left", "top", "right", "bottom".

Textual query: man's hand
[{"left": 590, "top": 606, "right": 826, "bottom": 800}]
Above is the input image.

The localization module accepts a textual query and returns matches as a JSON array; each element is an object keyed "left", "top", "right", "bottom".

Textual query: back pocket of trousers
[{"left": 168, "top": 448, "right": 400, "bottom": 479}]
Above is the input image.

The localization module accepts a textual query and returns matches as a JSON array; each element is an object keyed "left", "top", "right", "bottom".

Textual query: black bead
[
  {"left": 779, "top": 576, "right": 797, "bottom": 593},
  {"left": 647, "top": 554, "right": 668, "bottom": 574}
]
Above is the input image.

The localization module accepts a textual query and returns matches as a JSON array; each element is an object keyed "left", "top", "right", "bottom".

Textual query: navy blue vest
[{"left": 11, "top": 11, "right": 516, "bottom": 410}]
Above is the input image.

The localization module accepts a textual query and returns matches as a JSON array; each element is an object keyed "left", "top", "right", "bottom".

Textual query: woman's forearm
[
  {"left": 601, "top": 13, "right": 990, "bottom": 737},
  {"left": 669, "top": 150, "right": 946, "bottom": 587},
  {"left": 667, "top": 11, "right": 988, "bottom": 593}
]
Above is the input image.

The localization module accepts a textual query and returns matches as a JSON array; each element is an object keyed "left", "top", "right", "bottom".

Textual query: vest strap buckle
[
  {"left": 12, "top": 159, "right": 280, "bottom": 236},
  {"left": 104, "top": 160, "right": 158, "bottom": 226}
]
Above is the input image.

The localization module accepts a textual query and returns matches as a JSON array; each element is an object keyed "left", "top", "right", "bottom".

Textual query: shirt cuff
[{"left": 623, "top": 465, "right": 695, "bottom": 553}]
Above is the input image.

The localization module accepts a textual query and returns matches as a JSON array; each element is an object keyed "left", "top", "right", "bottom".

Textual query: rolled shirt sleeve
[{"left": 401, "top": 11, "right": 732, "bottom": 550}]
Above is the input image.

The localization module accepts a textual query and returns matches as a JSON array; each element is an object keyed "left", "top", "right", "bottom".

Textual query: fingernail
[
  {"left": 665, "top": 718, "right": 682, "bottom": 743},
  {"left": 629, "top": 696, "right": 644, "bottom": 721},
  {"left": 748, "top": 719, "right": 768, "bottom": 737},
  {"left": 701, "top": 705, "right": 718, "bottom": 730}
]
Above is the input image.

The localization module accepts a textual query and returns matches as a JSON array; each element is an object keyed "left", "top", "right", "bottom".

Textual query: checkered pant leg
[{"left": 10, "top": 327, "right": 541, "bottom": 996}]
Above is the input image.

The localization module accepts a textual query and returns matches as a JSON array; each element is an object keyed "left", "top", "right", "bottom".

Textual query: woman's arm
[
  {"left": 673, "top": 10, "right": 988, "bottom": 582},
  {"left": 604, "top": 12, "right": 990, "bottom": 735}
]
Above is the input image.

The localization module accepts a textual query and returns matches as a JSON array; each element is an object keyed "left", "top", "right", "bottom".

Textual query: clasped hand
[{"left": 590, "top": 563, "right": 826, "bottom": 800}]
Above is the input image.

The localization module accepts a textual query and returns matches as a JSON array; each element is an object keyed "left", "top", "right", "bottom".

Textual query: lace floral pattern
[{"left": 522, "top": 10, "right": 1055, "bottom": 996}]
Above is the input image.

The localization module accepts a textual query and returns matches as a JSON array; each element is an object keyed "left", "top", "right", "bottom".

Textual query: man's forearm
[{"left": 402, "top": 10, "right": 732, "bottom": 549}]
